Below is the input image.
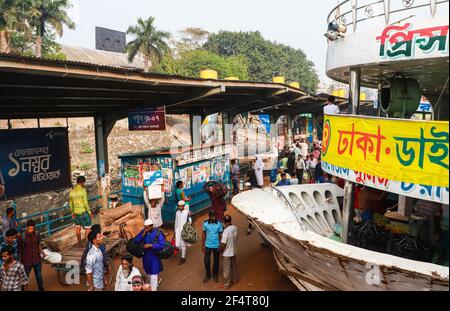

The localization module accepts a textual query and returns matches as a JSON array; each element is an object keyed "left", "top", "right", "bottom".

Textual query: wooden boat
[{"left": 232, "top": 184, "right": 449, "bottom": 290}]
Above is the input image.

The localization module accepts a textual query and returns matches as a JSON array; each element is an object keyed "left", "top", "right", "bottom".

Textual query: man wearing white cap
[
  {"left": 174, "top": 200, "right": 191, "bottom": 265},
  {"left": 133, "top": 218, "right": 165, "bottom": 291}
]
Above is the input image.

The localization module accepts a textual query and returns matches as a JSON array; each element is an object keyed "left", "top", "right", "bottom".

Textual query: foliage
[
  {"left": 126, "top": 16, "right": 171, "bottom": 71},
  {"left": 79, "top": 141, "right": 94, "bottom": 154},
  {"left": 178, "top": 27, "right": 210, "bottom": 51},
  {"left": 204, "top": 31, "right": 319, "bottom": 92},
  {"left": 79, "top": 163, "right": 92, "bottom": 171},
  {"left": 10, "top": 29, "right": 66, "bottom": 59},
  {"left": 3, "top": 0, "right": 72, "bottom": 58},
  {"left": 156, "top": 49, "right": 249, "bottom": 80},
  {"left": 26, "top": 0, "right": 75, "bottom": 37}
]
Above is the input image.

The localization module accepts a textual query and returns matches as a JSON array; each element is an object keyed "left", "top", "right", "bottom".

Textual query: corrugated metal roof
[{"left": 60, "top": 44, "right": 145, "bottom": 70}]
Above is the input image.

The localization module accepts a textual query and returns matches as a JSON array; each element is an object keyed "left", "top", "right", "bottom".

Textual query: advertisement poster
[
  {"left": 162, "top": 168, "right": 173, "bottom": 196},
  {"left": 0, "top": 128, "right": 71, "bottom": 199}
]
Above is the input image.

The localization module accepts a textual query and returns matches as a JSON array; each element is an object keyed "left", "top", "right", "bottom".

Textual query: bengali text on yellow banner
[{"left": 321, "top": 115, "right": 449, "bottom": 187}]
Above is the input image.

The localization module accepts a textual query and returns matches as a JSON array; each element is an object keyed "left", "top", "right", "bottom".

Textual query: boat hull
[{"left": 232, "top": 185, "right": 449, "bottom": 291}]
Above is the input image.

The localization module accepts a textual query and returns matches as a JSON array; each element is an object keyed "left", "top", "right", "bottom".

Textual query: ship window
[
  {"left": 313, "top": 191, "right": 325, "bottom": 205},
  {"left": 315, "top": 212, "right": 330, "bottom": 232},
  {"left": 301, "top": 192, "right": 315, "bottom": 208},
  {"left": 324, "top": 190, "right": 335, "bottom": 204},
  {"left": 323, "top": 210, "right": 335, "bottom": 227}
]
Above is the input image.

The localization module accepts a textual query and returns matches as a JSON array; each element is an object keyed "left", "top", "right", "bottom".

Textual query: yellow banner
[{"left": 321, "top": 115, "right": 449, "bottom": 187}]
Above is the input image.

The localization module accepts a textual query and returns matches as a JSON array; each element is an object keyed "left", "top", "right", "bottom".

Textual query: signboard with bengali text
[
  {"left": 128, "top": 107, "right": 166, "bottom": 131},
  {"left": 0, "top": 128, "right": 71, "bottom": 199},
  {"left": 321, "top": 115, "right": 448, "bottom": 187}
]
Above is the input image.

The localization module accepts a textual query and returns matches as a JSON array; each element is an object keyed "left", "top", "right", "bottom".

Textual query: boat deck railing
[{"left": 328, "top": 0, "right": 449, "bottom": 33}]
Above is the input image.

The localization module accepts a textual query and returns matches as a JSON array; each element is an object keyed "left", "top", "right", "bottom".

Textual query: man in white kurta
[
  {"left": 115, "top": 254, "right": 142, "bottom": 291},
  {"left": 143, "top": 187, "right": 164, "bottom": 228},
  {"left": 174, "top": 201, "right": 191, "bottom": 265},
  {"left": 253, "top": 156, "right": 264, "bottom": 188}
]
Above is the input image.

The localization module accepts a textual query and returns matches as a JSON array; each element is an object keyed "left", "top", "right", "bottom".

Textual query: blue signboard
[
  {"left": 259, "top": 114, "right": 271, "bottom": 133},
  {"left": 128, "top": 107, "right": 166, "bottom": 131},
  {"left": 0, "top": 128, "right": 71, "bottom": 199}
]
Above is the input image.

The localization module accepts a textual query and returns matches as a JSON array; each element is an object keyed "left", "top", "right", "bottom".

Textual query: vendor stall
[{"left": 118, "top": 144, "right": 233, "bottom": 224}]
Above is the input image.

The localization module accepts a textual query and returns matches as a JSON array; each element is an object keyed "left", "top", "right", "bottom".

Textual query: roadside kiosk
[{"left": 118, "top": 143, "right": 233, "bottom": 224}]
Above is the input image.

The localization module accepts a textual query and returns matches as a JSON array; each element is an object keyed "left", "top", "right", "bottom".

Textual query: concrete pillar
[
  {"left": 94, "top": 116, "right": 115, "bottom": 210},
  {"left": 286, "top": 114, "right": 294, "bottom": 146},
  {"left": 190, "top": 115, "right": 204, "bottom": 146},
  {"left": 270, "top": 114, "right": 281, "bottom": 152},
  {"left": 222, "top": 112, "right": 236, "bottom": 143}
]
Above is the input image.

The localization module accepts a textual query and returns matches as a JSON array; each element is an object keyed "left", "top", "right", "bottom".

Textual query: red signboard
[{"left": 128, "top": 106, "right": 166, "bottom": 131}]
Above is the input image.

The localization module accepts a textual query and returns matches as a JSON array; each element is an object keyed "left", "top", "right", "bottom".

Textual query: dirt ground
[{"left": 28, "top": 201, "right": 297, "bottom": 291}]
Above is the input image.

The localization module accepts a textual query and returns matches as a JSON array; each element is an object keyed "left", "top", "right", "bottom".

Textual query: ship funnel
[{"left": 379, "top": 75, "right": 421, "bottom": 118}]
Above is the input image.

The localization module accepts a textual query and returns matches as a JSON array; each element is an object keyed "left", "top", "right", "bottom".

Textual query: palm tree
[
  {"left": 0, "top": 0, "right": 27, "bottom": 53},
  {"left": 126, "top": 16, "right": 170, "bottom": 72},
  {"left": 27, "top": 0, "right": 75, "bottom": 58}
]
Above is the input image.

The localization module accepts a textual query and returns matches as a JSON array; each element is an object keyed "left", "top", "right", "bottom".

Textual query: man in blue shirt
[
  {"left": 202, "top": 210, "right": 223, "bottom": 283},
  {"left": 134, "top": 219, "right": 166, "bottom": 291},
  {"left": 276, "top": 173, "right": 291, "bottom": 186},
  {"left": 2, "top": 208, "right": 19, "bottom": 234},
  {"left": 0, "top": 229, "right": 19, "bottom": 268}
]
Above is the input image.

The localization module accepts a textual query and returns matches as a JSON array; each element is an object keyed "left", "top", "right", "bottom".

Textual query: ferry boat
[{"left": 232, "top": 0, "right": 449, "bottom": 291}]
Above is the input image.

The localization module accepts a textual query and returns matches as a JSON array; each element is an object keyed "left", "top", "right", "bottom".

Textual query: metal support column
[
  {"left": 342, "top": 181, "right": 354, "bottom": 244},
  {"left": 94, "top": 116, "right": 116, "bottom": 210},
  {"left": 349, "top": 67, "right": 361, "bottom": 115},
  {"left": 342, "top": 66, "right": 361, "bottom": 243}
]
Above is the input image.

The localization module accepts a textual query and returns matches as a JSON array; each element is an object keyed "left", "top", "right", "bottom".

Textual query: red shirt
[{"left": 20, "top": 231, "right": 41, "bottom": 267}]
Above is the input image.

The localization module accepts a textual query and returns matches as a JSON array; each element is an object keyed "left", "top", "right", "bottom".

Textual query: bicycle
[{"left": 103, "top": 222, "right": 134, "bottom": 257}]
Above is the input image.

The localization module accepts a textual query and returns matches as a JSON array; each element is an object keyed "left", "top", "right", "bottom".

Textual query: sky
[{"left": 57, "top": 0, "right": 336, "bottom": 82}]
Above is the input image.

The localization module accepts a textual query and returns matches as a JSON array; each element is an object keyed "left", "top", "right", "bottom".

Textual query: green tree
[
  {"left": 0, "top": 0, "right": 28, "bottom": 53},
  {"left": 126, "top": 16, "right": 171, "bottom": 72},
  {"left": 10, "top": 29, "right": 66, "bottom": 60},
  {"left": 178, "top": 27, "right": 210, "bottom": 51},
  {"left": 26, "top": 0, "right": 75, "bottom": 58},
  {"left": 204, "top": 31, "right": 319, "bottom": 92},
  {"left": 156, "top": 49, "right": 249, "bottom": 80}
]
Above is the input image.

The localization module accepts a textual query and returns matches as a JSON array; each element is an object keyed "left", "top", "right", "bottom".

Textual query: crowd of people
[
  {"left": 273, "top": 139, "right": 328, "bottom": 187},
  {"left": 0, "top": 174, "right": 239, "bottom": 292}
]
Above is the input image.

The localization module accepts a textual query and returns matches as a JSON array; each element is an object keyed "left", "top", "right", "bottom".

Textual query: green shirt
[{"left": 69, "top": 185, "right": 91, "bottom": 215}]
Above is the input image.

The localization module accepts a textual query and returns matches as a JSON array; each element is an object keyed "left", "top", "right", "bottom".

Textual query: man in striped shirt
[{"left": 0, "top": 245, "right": 28, "bottom": 291}]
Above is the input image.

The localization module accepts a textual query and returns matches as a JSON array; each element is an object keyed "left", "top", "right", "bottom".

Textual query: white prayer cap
[
  {"left": 144, "top": 219, "right": 154, "bottom": 226},
  {"left": 178, "top": 200, "right": 186, "bottom": 206}
]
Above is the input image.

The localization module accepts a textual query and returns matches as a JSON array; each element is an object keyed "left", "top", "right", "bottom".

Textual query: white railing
[{"left": 327, "top": 0, "right": 449, "bottom": 33}]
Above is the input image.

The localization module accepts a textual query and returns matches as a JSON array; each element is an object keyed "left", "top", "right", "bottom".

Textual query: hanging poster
[
  {"left": 186, "top": 167, "right": 192, "bottom": 188},
  {"left": 128, "top": 106, "right": 166, "bottom": 131},
  {"left": 162, "top": 168, "right": 173, "bottom": 196}
]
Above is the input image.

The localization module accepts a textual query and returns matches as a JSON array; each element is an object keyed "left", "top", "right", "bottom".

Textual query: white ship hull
[{"left": 231, "top": 184, "right": 449, "bottom": 291}]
